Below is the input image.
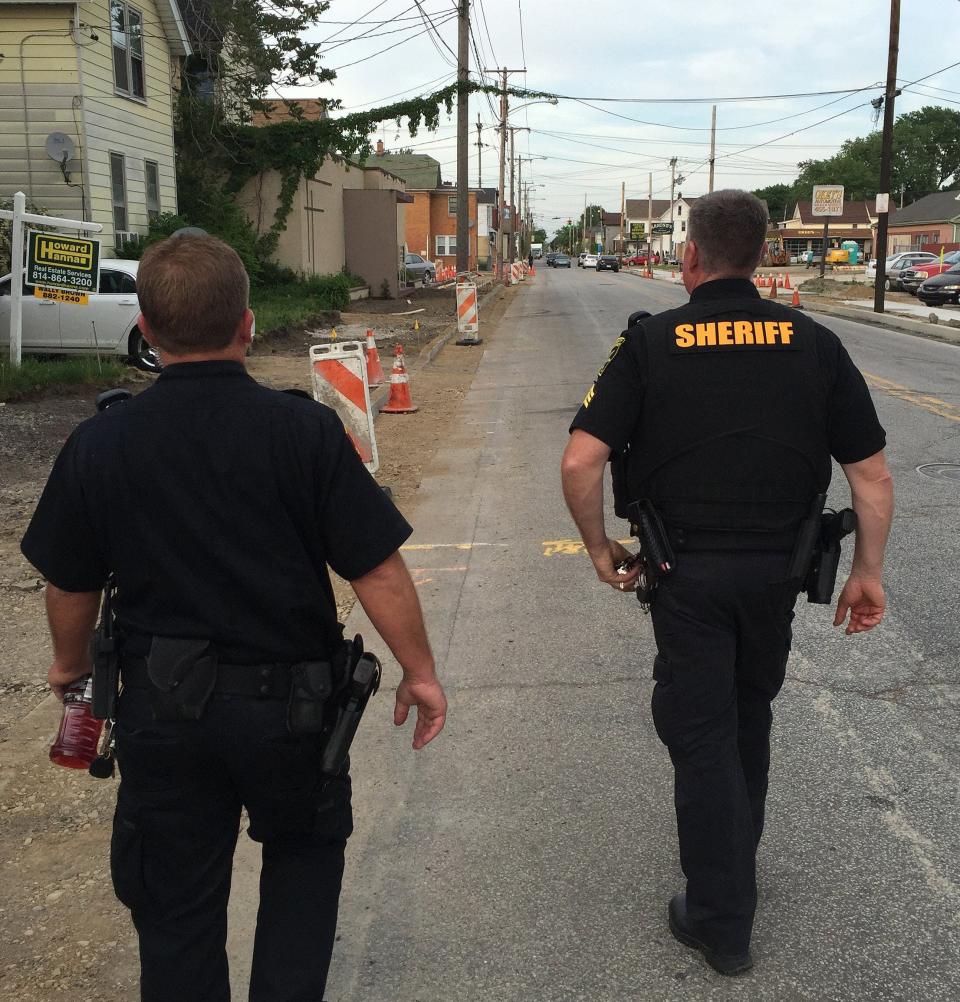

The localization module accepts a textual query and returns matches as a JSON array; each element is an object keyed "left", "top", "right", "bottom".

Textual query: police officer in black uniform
[
  {"left": 561, "top": 190, "right": 893, "bottom": 975},
  {"left": 21, "top": 234, "right": 447, "bottom": 1002}
]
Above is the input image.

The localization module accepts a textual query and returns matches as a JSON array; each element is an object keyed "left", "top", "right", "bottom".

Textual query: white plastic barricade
[
  {"left": 456, "top": 282, "right": 479, "bottom": 335},
  {"left": 310, "top": 341, "right": 379, "bottom": 474}
]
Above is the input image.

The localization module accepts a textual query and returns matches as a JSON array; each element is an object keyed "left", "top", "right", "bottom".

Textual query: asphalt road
[{"left": 300, "top": 267, "right": 959, "bottom": 1001}]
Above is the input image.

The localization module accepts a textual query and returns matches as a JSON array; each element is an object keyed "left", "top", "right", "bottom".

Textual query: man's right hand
[
  {"left": 394, "top": 677, "right": 447, "bottom": 750},
  {"left": 834, "top": 574, "right": 886, "bottom": 635}
]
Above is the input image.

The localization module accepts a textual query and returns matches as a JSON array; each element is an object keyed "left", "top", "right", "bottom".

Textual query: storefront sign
[{"left": 811, "top": 185, "right": 845, "bottom": 217}]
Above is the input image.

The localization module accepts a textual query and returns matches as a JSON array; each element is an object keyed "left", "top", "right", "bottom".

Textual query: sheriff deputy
[{"left": 560, "top": 189, "right": 893, "bottom": 976}]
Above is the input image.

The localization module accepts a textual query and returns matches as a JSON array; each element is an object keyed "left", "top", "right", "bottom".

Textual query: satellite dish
[{"left": 45, "top": 132, "right": 76, "bottom": 165}]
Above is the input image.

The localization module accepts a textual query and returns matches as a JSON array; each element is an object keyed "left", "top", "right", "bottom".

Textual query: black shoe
[{"left": 668, "top": 893, "right": 754, "bottom": 976}]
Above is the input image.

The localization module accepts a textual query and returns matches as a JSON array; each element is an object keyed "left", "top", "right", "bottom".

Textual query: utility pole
[
  {"left": 668, "top": 157, "right": 677, "bottom": 259},
  {"left": 873, "top": 0, "right": 901, "bottom": 314},
  {"left": 708, "top": 105, "right": 717, "bottom": 193},
  {"left": 476, "top": 115, "right": 482, "bottom": 189},
  {"left": 625, "top": 182, "right": 633, "bottom": 256},
  {"left": 483, "top": 67, "right": 525, "bottom": 278},
  {"left": 647, "top": 172, "right": 652, "bottom": 263},
  {"left": 455, "top": 0, "right": 469, "bottom": 276},
  {"left": 509, "top": 127, "right": 516, "bottom": 262},
  {"left": 515, "top": 143, "right": 521, "bottom": 258}
]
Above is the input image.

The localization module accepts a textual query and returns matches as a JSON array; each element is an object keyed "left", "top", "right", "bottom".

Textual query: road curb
[
  {"left": 801, "top": 299, "right": 960, "bottom": 347},
  {"left": 369, "top": 280, "right": 508, "bottom": 413}
]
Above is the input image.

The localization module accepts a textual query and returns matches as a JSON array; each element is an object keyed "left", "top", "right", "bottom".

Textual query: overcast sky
[{"left": 280, "top": 0, "right": 960, "bottom": 236}]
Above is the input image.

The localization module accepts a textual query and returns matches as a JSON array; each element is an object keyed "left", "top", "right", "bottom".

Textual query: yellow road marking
[
  {"left": 863, "top": 371, "right": 960, "bottom": 424},
  {"left": 542, "top": 539, "right": 633, "bottom": 557},
  {"left": 401, "top": 542, "right": 504, "bottom": 551}
]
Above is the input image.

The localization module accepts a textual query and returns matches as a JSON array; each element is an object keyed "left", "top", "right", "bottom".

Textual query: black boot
[{"left": 668, "top": 894, "right": 754, "bottom": 976}]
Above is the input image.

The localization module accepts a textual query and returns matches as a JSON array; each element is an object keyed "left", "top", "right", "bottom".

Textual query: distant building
[
  {"left": 776, "top": 201, "right": 879, "bottom": 258},
  {"left": 885, "top": 189, "right": 960, "bottom": 252}
]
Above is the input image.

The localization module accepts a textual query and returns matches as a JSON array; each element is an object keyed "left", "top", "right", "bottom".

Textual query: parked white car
[
  {"left": 0, "top": 258, "right": 159, "bottom": 371},
  {"left": 864, "top": 251, "right": 938, "bottom": 291},
  {"left": 582, "top": 253, "right": 599, "bottom": 269}
]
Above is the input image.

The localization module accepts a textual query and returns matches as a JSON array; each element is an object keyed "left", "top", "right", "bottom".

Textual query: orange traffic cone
[
  {"left": 791, "top": 288, "right": 801, "bottom": 308},
  {"left": 768, "top": 278, "right": 778, "bottom": 299},
  {"left": 783, "top": 272, "right": 792, "bottom": 290},
  {"left": 380, "top": 345, "right": 418, "bottom": 414},
  {"left": 364, "top": 329, "right": 385, "bottom": 387},
  {"left": 671, "top": 270, "right": 676, "bottom": 280}
]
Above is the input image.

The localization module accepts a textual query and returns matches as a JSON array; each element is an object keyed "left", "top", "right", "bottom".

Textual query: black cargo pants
[
  {"left": 649, "top": 549, "right": 799, "bottom": 956},
  {"left": 111, "top": 685, "right": 352, "bottom": 1002}
]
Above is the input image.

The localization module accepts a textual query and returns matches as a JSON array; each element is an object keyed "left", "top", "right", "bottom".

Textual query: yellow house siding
[
  {"left": 1, "top": 0, "right": 180, "bottom": 251},
  {"left": 0, "top": 7, "right": 85, "bottom": 217}
]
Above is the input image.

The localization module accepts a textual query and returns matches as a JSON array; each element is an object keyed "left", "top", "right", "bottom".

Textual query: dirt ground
[
  {"left": 797, "top": 276, "right": 917, "bottom": 305},
  {"left": 0, "top": 280, "right": 514, "bottom": 1000}
]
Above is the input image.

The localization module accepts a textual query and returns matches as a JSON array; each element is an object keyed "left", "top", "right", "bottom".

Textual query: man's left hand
[{"left": 588, "top": 537, "right": 641, "bottom": 592}]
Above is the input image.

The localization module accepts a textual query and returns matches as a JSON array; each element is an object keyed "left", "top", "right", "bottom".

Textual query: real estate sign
[
  {"left": 811, "top": 185, "right": 844, "bottom": 217},
  {"left": 26, "top": 230, "right": 101, "bottom": 296}
]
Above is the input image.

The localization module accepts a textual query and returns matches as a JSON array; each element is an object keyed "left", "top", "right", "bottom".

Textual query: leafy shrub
[{"left": 303, "top": 273, "right": 351, "bottom": 311}]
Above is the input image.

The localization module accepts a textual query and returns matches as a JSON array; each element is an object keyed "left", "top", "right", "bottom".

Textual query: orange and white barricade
[
  {"left": 310, "top": 342, "right": 379, "bottom": 473},
  {"left": 456, "top": 282, "right": 479, "bottom": 336}
]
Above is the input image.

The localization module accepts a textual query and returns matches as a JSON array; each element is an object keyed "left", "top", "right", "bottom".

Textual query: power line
[
  {"left": 329, "top": 12, "right": 459, "bottom": 71},
  {"left": 319, "top": 0, "right": 393, "bottom": 44}
]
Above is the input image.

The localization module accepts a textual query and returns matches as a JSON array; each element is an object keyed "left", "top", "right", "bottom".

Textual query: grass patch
[
  {"left": 251, "top": 276, "right": 351, "bottom": 336},
  {"left": 0, "top": 355, "right": 127, "bottom": 402}
]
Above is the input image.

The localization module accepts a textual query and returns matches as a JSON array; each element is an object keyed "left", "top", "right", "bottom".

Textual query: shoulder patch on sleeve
[
  {"left": 596, "top": 335, "right": 626, "bottom": 379},
  {"left": 582, "top": 384, "right": 596, "bottom": 408}
]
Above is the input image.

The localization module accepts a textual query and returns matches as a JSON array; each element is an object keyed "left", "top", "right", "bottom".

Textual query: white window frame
[
  {"left": 110, "top": 152, "right": 128, "bottom": 232},
  {"left": 112, "top": 1, "right": 146, "bottom": 101},
  {"left": 435, "top": 234, "right": 457, "bottom": 256},
  {"left": 145, "top": 160, "right": 160, "bottom": 221},
  {"left": 447, "top": 195, "right": 458, "bottom": 216}
]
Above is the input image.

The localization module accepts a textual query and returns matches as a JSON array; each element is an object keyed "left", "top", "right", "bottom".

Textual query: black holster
[
  {"left": 90, "top": 579, "right": 120, "bottom": 721},
  {"left": 286, "top": 641, "right": 351, "bottom": 736},
  {"left": 805, "top": 507, "right": 857, "bottom": 604},
  {"left": 145, "top": 636, "right": 218, "bottom": 721}
]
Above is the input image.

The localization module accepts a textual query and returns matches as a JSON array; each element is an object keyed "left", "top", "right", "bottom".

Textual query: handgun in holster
[
  {"left": 805, "top": 507, "right": 857, "bottom": 604},
  {"left": 90, "top": 577, "right": 119, "bottom": 721},
  {"left": 319, "top": 637, "right": 382, "bottom": 776},
  {"left": 624, "top": 499, "right": 676, "bottom": 608}
]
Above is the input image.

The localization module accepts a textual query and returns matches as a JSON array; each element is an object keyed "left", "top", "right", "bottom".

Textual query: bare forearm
[
  {"left": 45, "top": 584, "right": 100, "bottom": 671},
  {"left": 849, "top": 477, "right": 894, "bottom": 577},
  {"left": 350, "top": 552, "right": 436, "bottom": 681},
  {"left": 561, "top": 456, "right": 608, "bottom": 553}
]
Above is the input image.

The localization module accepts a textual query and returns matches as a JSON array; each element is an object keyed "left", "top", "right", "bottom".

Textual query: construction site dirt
[{"left": 0, "top": 279, "right": 515, "bottom": 1001}]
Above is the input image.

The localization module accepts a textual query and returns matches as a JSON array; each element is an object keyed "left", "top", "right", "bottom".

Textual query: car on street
[
  {"left": 596, "top": 254, "right": 620, "bottom": 273},
  {"left": 403, "top": 252, "right": 436, "bottom": 284},
  {"left": 917, "top": 264, "right": 960, "bottom": 306},
  {"left": 623, "top": 254, "right": 647, "bottom": 267},
  {"left": 865, "top": 251, "right": 938, "bottom": 290},
  {"left": 550, "top": 253, "right": 572, "bottom": 268},
  {"left": 899, "top": 250, "right": 960, "bottom": 294},
  {"left": 582, "top": 253, "right": 599, "bottom": 269},
  {"left": 0, "top": 258, "right": 159, "bottom": 371},
  {"left": 577, "top": 252, "right": 587, "bottom": 267}
]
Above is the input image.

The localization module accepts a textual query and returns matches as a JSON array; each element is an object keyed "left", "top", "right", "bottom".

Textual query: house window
[
  {"left": 112, "top": 1, "right": 146, "bottom": 99},
  {"left": 110, "top": 153, "right": 127, "bottom": 231},
  {"left": 677, "top": 204, "right": 682, "bottom": 216},
  {"left": 145, "top": 160, "right": 160, "bottom": 221},
  {"left": 436, "top": 234, "right": 457, "bottom": 256},
  {"left": 448, "top": 196, "right": 457, "bottom": 216},
  {"left": 681, "top": 221, "right": 686, "bottom": 232}
]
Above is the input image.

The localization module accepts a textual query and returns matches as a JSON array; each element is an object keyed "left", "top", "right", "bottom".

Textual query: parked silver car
[
  {"left": 865, "top": 251, "right": 938, "bottom": 291},
  {"left": 0, "top": 258, "right": 159, "bottom": 371},
  {"left": 403, "top": 253, "right": 436, "bottom": 284}
]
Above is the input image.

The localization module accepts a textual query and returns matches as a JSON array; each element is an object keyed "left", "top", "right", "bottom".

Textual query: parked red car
[
  {"left": 623, "top": 254, "right": 648, "bottom": 267},
  {"left": 899, "top": 250, "right": 960, "bottom": 294}
]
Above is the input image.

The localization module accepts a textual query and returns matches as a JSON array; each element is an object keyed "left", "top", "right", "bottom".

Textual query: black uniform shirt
[
  {"left": 571, "top": 278, "right": 886, "bottom": 465},
  {"left": 21, "top": 361, "right": 411, "bottom": 663}
]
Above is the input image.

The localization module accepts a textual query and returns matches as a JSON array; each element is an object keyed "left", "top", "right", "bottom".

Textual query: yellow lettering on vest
[
  {"left": 674, "top": 323, "right": 695, "bottom": 348},
  {"left": 763, "top": 321, "right": 780, "bottom": 344},
  {"left": 717, "top": 321, "right": 734, "bottom": 346},
  {"left": 753, "top": 321, "right": 765, "bottom": 344},
  {"left": 695, "top": 322, "right": 717, "bottom": 346},
  {"left": 734, "top": 320, "right": 753, "bottom": 345},
  {"left": 779, "top": 320, "right": 794, "bottom": 344}
]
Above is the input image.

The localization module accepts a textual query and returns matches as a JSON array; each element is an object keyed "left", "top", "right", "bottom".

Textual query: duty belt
[
  {"left": 667, "top": 526, "right": 798, "bottom": 552},
  {"left": 120, "top": 656, "right": 294, "bottom": 700}
]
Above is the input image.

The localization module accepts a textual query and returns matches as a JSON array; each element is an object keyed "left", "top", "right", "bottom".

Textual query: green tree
[
  {"left": 753, "top": 183, "right": 796, "bottom": 222},
  {"left": 893, "top": 106, "right": 960, "bottom": 198},
  {"left": 532, "top": 227, "right": 547, "bottom": 245}
]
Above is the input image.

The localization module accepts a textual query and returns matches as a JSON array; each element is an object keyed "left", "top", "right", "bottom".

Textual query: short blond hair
[{"left": 137, "top": 234, "right": 249, "bottom": 352}]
